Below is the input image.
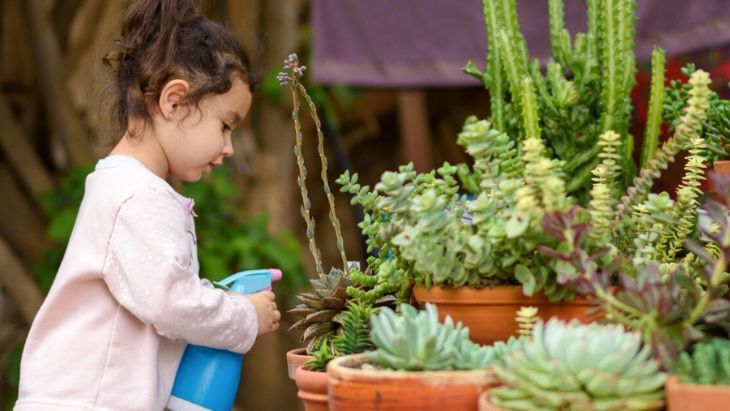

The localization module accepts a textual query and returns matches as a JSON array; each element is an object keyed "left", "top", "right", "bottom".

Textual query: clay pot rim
[
  {"left": 327, "top": 353, "right": 495, "bottom": 384},
  {"left": 286, "top": 347, "right": 309, "bottom": 357},
  {"left": 666, "top": 374, "right": 730, "bottom": 391},
  {"left": 295, "top": 363, "right": 329, "bottom": 384},
  {"left": 412, "top": 284, "right": 597, "bottom": 305},
  {"left": 478, "top": 391, "right": 505, "bottom": 411}
]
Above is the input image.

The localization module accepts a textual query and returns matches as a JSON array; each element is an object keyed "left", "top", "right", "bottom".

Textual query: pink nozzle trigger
[{"left": 266, "top": 269, "right": 283, "bottom": 291}]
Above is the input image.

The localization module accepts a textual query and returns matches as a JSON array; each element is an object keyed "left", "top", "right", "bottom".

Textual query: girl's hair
[{"left": 103, "top": 0, "right": 256, "bottom": 140}]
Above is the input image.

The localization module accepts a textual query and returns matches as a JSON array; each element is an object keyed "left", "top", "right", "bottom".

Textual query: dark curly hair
[{"left": 103, "top": 0, "right": 256, "bottom": 140}]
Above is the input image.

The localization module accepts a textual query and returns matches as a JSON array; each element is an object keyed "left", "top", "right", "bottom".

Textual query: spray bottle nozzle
[{"left": 215, "top": 269, "right": 282, "bottom": 295}]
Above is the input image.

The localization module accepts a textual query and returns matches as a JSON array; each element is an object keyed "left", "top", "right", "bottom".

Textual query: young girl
[{"left": 15, "top": 0, "right": 280, "bottom": 409}]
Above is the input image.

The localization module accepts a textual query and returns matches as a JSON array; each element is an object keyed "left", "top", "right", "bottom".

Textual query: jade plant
[
  {"left": 367, "top": 303, "right": 523, "bottom": 371},
  {"left": 490, "top": 319, "right": 667, "bottom": 411},
  {"left": 279, "top": 54, "right": 398, "bottom": 355},
  {"left": 675, "top": 338, "right": 730, "bottom": 385},
  {"left": 338, "top": 123, "right": 575, "bottom": 300}
]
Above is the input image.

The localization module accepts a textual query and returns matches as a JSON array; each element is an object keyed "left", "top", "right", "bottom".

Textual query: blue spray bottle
[{"left": 166, "top": 268, "right": 282, "bottom": 411}]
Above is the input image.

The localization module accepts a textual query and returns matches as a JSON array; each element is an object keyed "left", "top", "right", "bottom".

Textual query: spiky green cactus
[
  {"left": 367, "top": 304, "right": 498, "bottom": 371},
  {"left": 332, "top": 301, "right": 376, "bottom": 357},
  {"left": 490, "top": 319, "right": 666, "bottom": 411},
  {"left": 676, "top": 338, "right": 730, "bottom": 385}
]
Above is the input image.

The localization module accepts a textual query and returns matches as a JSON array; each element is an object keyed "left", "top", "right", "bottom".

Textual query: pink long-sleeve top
[{"left": 16, "top": 155, "right": 258, "bottom": 410}]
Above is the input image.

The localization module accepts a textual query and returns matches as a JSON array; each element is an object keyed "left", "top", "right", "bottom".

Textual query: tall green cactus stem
[
  {"left": 615, "top": 70, "right": 712, "bottom": 221},
  {"left": 498, "top": 0, "right": 530, "bottom": 72},
  {"left": 599, "top": 0, "right": 619, "bottom": 134},
  {"left": 641, "top": 48, "right": 667, "bottom": 167},
  {"left": 521, "top": 76, "right": 541, "bottom": 138},
  {"left": 280, "top": 57, "right": 324, "bottom": 277},
  {"left": 548, "top": 0, "right": 571, "bottom": 67},
  {"left": 497, "top": 28, "right": 527, "bottom": 138},
  {"left": 482, "top": 0, "right": 506, "bottom": 131},
  {"left": 586, "top": 0, "right": 600, "bottom": 60},
  {"left": 296, "top": 82, "right": 349, "bottom": 272},
  {"left": 589, "top": 131, "right": 622, "bottom": 243}
]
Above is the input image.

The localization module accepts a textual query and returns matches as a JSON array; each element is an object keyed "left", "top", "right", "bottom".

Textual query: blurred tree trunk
[
  {"left": 243, "top": 0, "right": 298, "bottom": 238},
  {"left": 228, "top": 1, "right": 303, "bottom": 411},
  {"left": 21, "top": 0, "right": 93, "bottom": 166}
]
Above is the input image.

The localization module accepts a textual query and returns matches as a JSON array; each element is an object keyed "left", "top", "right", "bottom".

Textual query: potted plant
[
  {"left": 295, "top": 300, "right": 376, "bottom": 411},
  {"left": 333, "top": 0, "right": 717, "bottom": 344},
  {"left": 277, "top": 54, "right": 399, "bottom": 411},
  {"left": 327, "top": 303, "right": 523, "bottom": 410},
  {"left": 479, "top": 318, "right": 667, "bottom": 411},
  {"left": 666, "top": 338, "right": 730, "bottom": 410}
]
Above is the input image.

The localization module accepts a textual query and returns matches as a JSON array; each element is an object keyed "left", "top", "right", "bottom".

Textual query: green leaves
[
  {"left": 491, "top": 319, "right": 667, "bottom": 411},
  {"left": 368, "top": 304, "right": 497, "bottom": 371}
]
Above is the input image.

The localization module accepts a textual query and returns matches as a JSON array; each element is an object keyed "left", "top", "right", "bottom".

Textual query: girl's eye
[{"left": 222, "top": 123, "right": 232, "bottom": 132}]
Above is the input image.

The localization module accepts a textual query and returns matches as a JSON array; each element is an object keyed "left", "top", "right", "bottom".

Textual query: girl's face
[{"left": 158, "top": 77, "right": 253, "bottom": 182}]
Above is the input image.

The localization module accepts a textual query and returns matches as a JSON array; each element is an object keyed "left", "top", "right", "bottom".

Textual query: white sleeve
[{"left": 101, "top": 188, "right": 258, "bottom": 353}]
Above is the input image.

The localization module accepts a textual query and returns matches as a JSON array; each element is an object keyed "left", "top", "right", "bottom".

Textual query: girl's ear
[{"left": 158, "top": 79, "right": 190, "bottom": 120}]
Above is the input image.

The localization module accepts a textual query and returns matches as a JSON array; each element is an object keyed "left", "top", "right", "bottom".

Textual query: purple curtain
[{"left": 311, "top": 0, "right": 730, "bottom": 87}]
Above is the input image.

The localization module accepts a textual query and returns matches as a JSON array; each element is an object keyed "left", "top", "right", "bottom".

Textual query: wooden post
[
  {"left": 242, "top": 0, "right": 299, "bottom": 237},
  {"left": 397, "top": 90, "right": 433, "bottom": 173},
  {"left": 0, "top": 96, "right": 54, "bottom": 199},
  {"left": 0, "top": 235, "right": 44, "bottom": 325},
  {"left": 21, "top": 0, "right": 94, "bottom": 166}
]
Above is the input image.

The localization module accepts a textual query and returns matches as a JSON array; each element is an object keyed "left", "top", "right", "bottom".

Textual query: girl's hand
[{"left": 243, "top": 290, "right": 281, "bottom": 336}]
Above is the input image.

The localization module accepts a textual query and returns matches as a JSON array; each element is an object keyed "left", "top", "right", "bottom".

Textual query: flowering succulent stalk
[
  {"left": 615, "top": 69, "right": 712, "bottom": 220},
  {"left": 278, "top": 54, "right": 348, "bottom": 273},
  {"left": 515, "top": 306, "right": 538, "bottom": 337}
]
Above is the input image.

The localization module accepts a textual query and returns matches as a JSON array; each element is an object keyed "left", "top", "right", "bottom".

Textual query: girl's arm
[{"left": 101, "top": 188, "right": 258, "bottom": 353}]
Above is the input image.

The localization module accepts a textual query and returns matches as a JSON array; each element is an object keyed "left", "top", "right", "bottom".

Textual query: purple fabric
[{"left": 311, "top": 0, "right": 730, "bottom": 87}]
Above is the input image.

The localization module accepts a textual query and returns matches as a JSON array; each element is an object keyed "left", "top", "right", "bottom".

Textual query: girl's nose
[{"left": 222, "top": 134, "right": 234, "bottom": 157}]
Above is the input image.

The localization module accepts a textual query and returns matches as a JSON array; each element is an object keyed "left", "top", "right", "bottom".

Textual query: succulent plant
[
  {"left": 490, "top": 318, "right": 666, "bottom": 411},
  {"left": 367, "top": 303, "right": 520, "bottom": 371},
  {"left": 676, "top": 338, "right": 730, "bottom": 385},
  {"left": 288, "top": 267, "right": 351, "bottom": 354},
  {"left": 332, "top": 301, "right": 376, "bottom": 357},
  {"left": 303, "top": 338, "right": 335, "bottom": 372},
  {"left": 302, "top": 300, "right": 376, "bottom": 372}
]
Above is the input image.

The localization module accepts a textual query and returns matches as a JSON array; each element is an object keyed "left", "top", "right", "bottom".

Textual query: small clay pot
[
  {"left": 294, "top": 364, "right": 329, "bottom": 411},
  {"left": 327, "top": 353, "right": 497, "bottom": 411},
  {"left": 286, "top": 347, "right": 311, "bottom": 380},
  {"left": 706, "top": 160, "right": 730, "bottom": 205},
  {"left": 666, "top": 375, "right": 730, "bottom": 411}
]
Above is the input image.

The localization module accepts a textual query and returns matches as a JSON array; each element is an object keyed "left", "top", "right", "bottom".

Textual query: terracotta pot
[
  {"left": 286, "top": 347, "right": 311, "bottom": 380},
  {"left": 327, "top": 353, "right": 497, "bottom": 411},
  {"left": 295, "top": 364, "right": 329, "bottom": 411},
  {"left": 707, "top": 160, "right": 730, "bottom": 204},
  {"left": 666, "top": 375, "right": 730, "bottom": 411},
  {"left": 413, "top": 285, "right": 602, "bottom": 344},
  {"left": 478, "top": 392, "right": 505, "bottom": 411}
]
